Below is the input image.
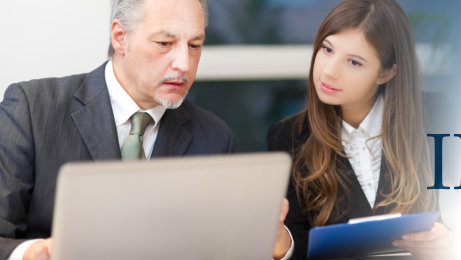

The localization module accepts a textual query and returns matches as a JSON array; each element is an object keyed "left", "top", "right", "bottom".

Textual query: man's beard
[
  {"left": 158, "top": 73, "right": 189, "bottom": 109},
  {"left": 156, "top": 93, "right": 187, "bottom": 109}
]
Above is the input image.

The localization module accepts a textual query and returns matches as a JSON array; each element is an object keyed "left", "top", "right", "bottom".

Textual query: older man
[{"left": 0, "top": 0, "right": 239, "bottom": 259}]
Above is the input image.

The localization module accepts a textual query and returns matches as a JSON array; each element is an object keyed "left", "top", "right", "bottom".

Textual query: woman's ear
[
  {"left": 376, "top": 64, "right": 397, "bottom": 85},
  {"left": 111, "top": 19, "right": 128, "bottom": 56}
]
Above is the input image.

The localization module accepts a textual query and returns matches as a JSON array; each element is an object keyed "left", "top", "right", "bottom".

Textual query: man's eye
[
  {"left": 156, "top": 42, "right": 171, "bottom": 47},
  {"left": 189, "top": 44, "right": 202, "bottom": 49}
]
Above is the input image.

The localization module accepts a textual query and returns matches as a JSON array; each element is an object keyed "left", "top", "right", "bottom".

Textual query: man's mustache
[{"left": 161, "top": 74, "right": 189, "bottom": 83}]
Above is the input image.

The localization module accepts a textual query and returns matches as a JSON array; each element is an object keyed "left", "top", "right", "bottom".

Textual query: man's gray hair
[{"left": 107, "top": 0, "right": 208, "bottom": 57}]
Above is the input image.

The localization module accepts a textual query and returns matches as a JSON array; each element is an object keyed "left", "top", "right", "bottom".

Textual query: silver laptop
[{"left": 51, "top": 152, "right": 291, "bottom": 260}]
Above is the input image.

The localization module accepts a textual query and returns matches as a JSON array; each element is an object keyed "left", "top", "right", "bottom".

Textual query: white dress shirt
[
  {"left": 341, "top": 95, "right": 384, "bottom": 208},
  {"left": 105, "top": 59, "right": 166, "bottom": 158}
]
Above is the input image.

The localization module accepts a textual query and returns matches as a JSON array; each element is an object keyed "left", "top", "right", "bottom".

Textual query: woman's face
[{"left": 313, "top": 28, "right": 394, "bottom": 117}]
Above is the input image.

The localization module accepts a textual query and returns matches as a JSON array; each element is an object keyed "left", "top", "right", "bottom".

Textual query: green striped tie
[{"left": 121, "top": 112, "right": 153, "bottom": 160}]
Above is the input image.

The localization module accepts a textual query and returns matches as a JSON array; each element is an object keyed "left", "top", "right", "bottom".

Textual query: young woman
[{"left": 267, "top": 0, "right": 455, "bottom": 259}]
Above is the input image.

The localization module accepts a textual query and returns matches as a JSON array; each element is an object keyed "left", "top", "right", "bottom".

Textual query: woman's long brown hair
[{"left": 294, "top": 0, "right": 436, "bottom": 226}]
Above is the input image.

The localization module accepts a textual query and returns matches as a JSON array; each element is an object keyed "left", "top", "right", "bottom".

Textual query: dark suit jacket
[
  {"left": 266, "top": 92, "right": 452, "bottom": 259},
  {"left": 267, "top": 113, "right": 399, "bottom": 260},
  {"left": 0, "top": 63, "right": 234, "bottom": 259}
]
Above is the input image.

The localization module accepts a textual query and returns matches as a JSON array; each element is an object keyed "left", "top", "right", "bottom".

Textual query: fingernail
[
  {"left": 402, "top": 235, "right": 409, "bottom": 240},
  {"left": 392, "top": 241, "right": 399, "bottom": 247}
]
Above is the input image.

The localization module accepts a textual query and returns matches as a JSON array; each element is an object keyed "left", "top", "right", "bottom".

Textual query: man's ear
[
  {"left": 376, "top": 64, "right": 397, "bottom": 85},
  {"left": 111, "top": 19, "right": 128, "bottom": 56}
]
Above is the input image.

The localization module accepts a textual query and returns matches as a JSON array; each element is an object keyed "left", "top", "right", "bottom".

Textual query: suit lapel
[
  {"left": 374, "top": 156, "right": 394, "bottom": 214},
  {"left": 71, "top": 62, "right": 121, "bottom": 160},
  {"left": 150, "top": 103, "right": 192, "bottom": 157},
  {"left": 336, "top": 156, "right": 373, "bottom": 221},
  {"left": 337, "top": 153, "right": 394, "bottom": 221}
]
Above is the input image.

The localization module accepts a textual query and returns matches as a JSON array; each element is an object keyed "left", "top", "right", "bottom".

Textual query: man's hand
[
  {"left": 273, "top": 198, "right": 291, "bottom": 259},
  {"left": 392, "top": 222, "right": 456, "bottom": 260},
  {"left": 23, "top": 238, "right": 52, "bottom": 260}
]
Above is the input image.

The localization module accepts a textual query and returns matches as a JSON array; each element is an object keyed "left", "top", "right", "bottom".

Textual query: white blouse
[{"left": 341, "top": 95, "right": 384, "bottom": 208}]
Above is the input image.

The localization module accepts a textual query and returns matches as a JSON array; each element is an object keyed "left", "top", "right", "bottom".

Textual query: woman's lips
[{"left": 320, "top": 82, "right": 341, "bottom": 94}]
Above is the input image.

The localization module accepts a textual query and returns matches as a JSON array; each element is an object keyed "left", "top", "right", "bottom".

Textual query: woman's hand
[
  {"left": 392, "top": 222, "right": 456, "bottom": 260},
  {"left": 273, "top": 198, "right": 291, "bottom": 259},
  {"left": 24, "top": 238, "right": 53, "bottom": 260}
]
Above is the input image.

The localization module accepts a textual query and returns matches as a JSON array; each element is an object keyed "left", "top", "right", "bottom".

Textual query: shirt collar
[
  {"left": 105, "top": 59, "right": 166, "bottom": 127},
  {"left": 342, "top": 94, "right": 384, "bottom": 139}
]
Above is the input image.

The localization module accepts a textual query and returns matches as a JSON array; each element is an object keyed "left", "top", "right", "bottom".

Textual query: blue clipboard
[{"left": 307, "top": 211, "right": 440, "bottom": 259}]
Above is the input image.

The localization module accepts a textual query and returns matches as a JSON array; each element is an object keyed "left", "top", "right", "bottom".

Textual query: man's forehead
[{"left": 150, "top": 30, "right": 205, "bottom": 41}]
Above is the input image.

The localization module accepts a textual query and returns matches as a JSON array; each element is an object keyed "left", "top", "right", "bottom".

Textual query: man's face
[{"left": 113, "top": 0, "right": 205, "bottom": 109}]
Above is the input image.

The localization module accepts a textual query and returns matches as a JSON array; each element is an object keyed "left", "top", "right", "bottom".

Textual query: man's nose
[{"left": 171, "top": 44, "right": 190, "bottom": 72}]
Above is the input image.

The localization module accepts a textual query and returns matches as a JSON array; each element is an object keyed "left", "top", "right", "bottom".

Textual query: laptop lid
[{"left": 50, "top": 152, "right": 291, "bottom": 260}]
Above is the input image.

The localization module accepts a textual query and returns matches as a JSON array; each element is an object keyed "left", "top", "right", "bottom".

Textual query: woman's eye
[
  {"left": 349, "top": 59, "right": 362, "bottom": 67},
  {"left": 321, "top": 44, "right": 333, "bottom": 53}
]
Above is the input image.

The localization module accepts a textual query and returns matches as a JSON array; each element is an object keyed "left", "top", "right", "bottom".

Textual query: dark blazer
[
  {"left": 267, "top": 113, "right": 396, "bottom": 260},
  {"left": 267, "top": 92, "right": 452, "bottom": 259},
  {"left": 0, "top": 63, "right": 234, "bottom": 259}
]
